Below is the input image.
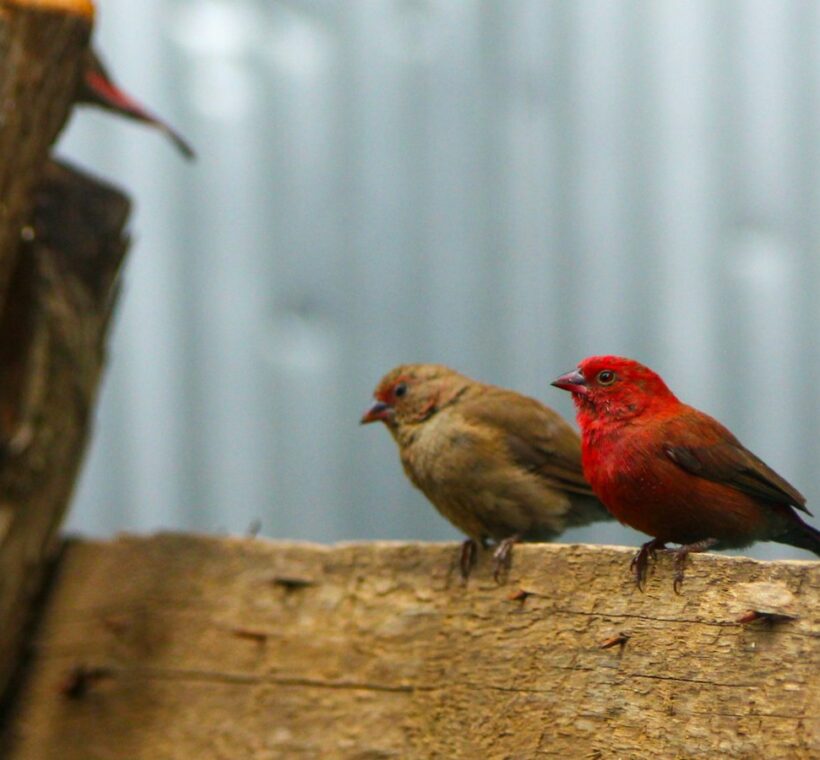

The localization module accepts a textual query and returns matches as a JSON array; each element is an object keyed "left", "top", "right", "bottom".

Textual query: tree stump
[{"left": 0, "top": 0, "right": 131, "bottom": 701}]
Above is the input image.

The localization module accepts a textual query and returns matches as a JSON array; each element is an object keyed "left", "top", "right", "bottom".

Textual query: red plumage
[{"left": 552, "top": 355, "right": 820, "bottom": 590}]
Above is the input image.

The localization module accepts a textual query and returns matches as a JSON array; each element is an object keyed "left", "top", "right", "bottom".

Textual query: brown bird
[
  {"left": 361, "top": 364, "right": 610, "bottom": 580},
  {"left": 77, "top": 50, "right": 195, "bottom": 159}
]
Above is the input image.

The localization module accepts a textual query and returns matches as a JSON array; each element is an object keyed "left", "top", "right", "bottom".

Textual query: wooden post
[
  {"left": 0, "top": 0, "right": 131, "bottom": 701},
  {"left": 2, "top": 538, "right": 817, "bottom": 758},
  {"left": 0, "top": 0, "right": 93, "bottom": 308}
]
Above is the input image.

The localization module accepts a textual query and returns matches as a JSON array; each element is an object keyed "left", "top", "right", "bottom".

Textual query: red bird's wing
[
  {"left": 662, "top": 413, "right": 809, "bottom": 515},
  {"left": 460, "top": 389, "right": 595, "bottom": 497}
]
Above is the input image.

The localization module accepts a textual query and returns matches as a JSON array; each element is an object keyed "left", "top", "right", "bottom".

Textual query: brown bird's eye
[
  {"left": 597, "top": 370, "right": 616, "bottom": 386},
  {"left": 394, "top": 382, "right": 408, "bottom": 398}
]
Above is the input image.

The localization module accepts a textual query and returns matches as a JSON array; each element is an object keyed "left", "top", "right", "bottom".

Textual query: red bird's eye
[
  {"left": 596, "top": 370, "right": 616, "bottom": 386},
  {"left": 394, "top": 382, "right": 408, "bottom": 398}
]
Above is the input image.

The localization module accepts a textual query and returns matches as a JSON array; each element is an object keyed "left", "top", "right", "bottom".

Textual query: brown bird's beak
[
  {"left": 360, "top": 401, "right": 393, "bottom": 425},
  {"left": 551, "top": 369, "right": 588, "bottom": 395}
]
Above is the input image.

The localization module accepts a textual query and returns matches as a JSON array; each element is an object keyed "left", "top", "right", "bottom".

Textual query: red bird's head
[
  {"left": 551, "top": 356, "right": 679, "bottom": 425},
  {"left": 360, "top": 364, "right": 468, "bottom": 433}
]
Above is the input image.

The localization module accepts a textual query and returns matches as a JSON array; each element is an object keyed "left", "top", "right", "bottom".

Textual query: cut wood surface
[
  {"left": 5, "top": 0, "right": 93, "bottom": 15},
  {"left": 2, "top": 536, "right": 818, "bottom": 758}
]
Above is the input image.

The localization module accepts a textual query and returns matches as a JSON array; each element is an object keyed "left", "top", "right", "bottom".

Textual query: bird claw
[
  {"left": 672, "top": 562, "right": 685, "bottom": 595},
  {"left": 669, "top": 538, "right": 719, "bottom": 594},
  {"left": 630, "top": 539, "right": 666, "bottom": 590},
  {"left": 492, "top": 534, "right": 521, "bottom": 584},
  {"left": 459, "top": 539, "right": 478, "bottom": 580}
]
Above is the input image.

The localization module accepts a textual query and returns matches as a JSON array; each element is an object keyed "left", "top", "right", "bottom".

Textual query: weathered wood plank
[{"left": 2, "top": 537, "right": 818, "bottom": 758}]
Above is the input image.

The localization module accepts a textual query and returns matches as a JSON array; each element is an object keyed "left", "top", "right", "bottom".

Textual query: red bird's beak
[
  {"left": 360, "top": 401, "right": 393, "bottom": 425},
  {"left": 551, "top": 369, "right": 588, "bottom": 395}
]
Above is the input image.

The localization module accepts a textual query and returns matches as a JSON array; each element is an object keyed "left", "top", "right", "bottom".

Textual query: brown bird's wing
[
  {"left": 662, "top": 411, "right": 810, "bottom": 515},
  {"left": 458, "top": 387, "right": 595, "bottom": 497}
]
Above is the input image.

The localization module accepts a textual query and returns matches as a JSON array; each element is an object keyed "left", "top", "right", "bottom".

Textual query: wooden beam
[{"left": 3, "top": 538, "right": 817, "bottom": 757}]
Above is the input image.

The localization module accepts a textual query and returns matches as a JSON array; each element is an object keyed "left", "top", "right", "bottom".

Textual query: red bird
[
  {"left": 552, "top": 356, "right": 820, "bottom": 590},
  {"left": 78, "top": 50, "right": 195, "bottom": 159}
]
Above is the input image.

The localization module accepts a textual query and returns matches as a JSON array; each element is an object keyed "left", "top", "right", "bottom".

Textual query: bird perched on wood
[
  {"left": 77, "top": 49, "right": 195, "bottom": 159},
  {"left": 552, "top": 356, "right": 820, "bottom": 591},
  {"left": 361, "top": 364, "right": 610, "bottom": 580}
]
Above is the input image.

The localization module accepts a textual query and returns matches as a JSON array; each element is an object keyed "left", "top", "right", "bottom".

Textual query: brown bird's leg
[
  {"left": 492, "top": 533, "right": 523, "bottom": 584},
  {"left": 459, "top": 538, "right": 479, "bottom": 580},
  {"left": 670, "top": 538, "right": 719, "bottom": 594},
  {"left": 630, "top": 538, "right": 667, "bottom": 590}
]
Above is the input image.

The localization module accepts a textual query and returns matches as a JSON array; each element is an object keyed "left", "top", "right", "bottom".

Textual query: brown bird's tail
[
  {"left": 566, "top": 493, "right": 614, "bottom": 529},
  {"left": 519, "top": 495, "right": 613, "bottom": 543},
  {"left": 780, "top": 518, "right": 820, "bottom": 557}
]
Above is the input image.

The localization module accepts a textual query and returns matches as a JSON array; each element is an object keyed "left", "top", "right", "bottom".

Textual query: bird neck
[
  {"left": 575, "top": 394, "right": 683, "bottom": 457},
  {"left": 574, "top": 386, "right": 679, "bottom": 426},
  {"left": 393, "top": 381, "right": 471, "bottom": 446}
]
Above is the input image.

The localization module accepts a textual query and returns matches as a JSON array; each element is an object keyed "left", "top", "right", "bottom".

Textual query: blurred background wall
[{"left": 60, "top": 0, "right": 820, "bottom": 559}]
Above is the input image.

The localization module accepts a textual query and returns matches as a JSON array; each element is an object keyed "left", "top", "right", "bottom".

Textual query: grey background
[{"left": 60, "top": 0, "right": 820, "bottom": 559}]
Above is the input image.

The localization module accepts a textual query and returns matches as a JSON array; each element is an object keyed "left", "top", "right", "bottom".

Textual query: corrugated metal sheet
[{"left": 61, "top": 0, "right": 820, "bottom": 559}]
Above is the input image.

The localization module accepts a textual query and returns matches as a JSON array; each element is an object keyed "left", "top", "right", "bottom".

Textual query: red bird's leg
[
  {"left": 492, "top": 533, "right": 522, "bottom": 583},
  {"left": 630, "top": 538, "right": 667, "bottom": 590},
  {"left": 671, "top": 538, "right": 719, "bottom": 594},
  {"left": 459, "top": 538, "right": 479, "bottom": 580}
]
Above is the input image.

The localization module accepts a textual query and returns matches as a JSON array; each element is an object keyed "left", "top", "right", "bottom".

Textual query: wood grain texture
[
  {"left": 0, "top": 1, "right": 90, "bottom": 312},
  {"left": 0, "top": 160, "right": 129, "bottom": 701},
  {"left": 0, "top": 0, "right": 128, "bottom": 709},
  {"left": 2, "top": 536, "right": 818, "bottom": 758}
]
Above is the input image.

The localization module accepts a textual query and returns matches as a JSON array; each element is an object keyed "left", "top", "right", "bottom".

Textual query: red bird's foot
[
  {"left": 492, "top": 534, "right": 522, "bottom": 584},
  {"left": 459, "top": 538, "right": 478, "bottom": 580},
  {"left": 630, "top": 538, "right": 667, "bottom": 590},
  {"left": 670, "top": 538, "right": 719, "bottom": 594}
]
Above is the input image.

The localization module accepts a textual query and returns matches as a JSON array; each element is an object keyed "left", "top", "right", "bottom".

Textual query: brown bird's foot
[
  {"left": 630, "top": 538, "right": 667, "bottom": 590},
  {"left": 670, "top": 538, "right": 719, "bottom": 594},
  {"left": 459, "top": 539, "right": 479, "bottom": 580},
  {"left": 492, "top": 534, "right": 522, "bottom": 584}
]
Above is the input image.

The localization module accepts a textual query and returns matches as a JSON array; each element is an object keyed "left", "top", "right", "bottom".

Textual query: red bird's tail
[{"left": 780, "top": 519, "right": 820, "bottom": 558}]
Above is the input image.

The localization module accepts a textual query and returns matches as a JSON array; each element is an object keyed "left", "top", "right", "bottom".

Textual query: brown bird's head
[
  {"left": 360, "top": 364, "right": 469, "bottom": 433},
  {"left": 551, "top": 355, "right": 679, "bottom": 423}
]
